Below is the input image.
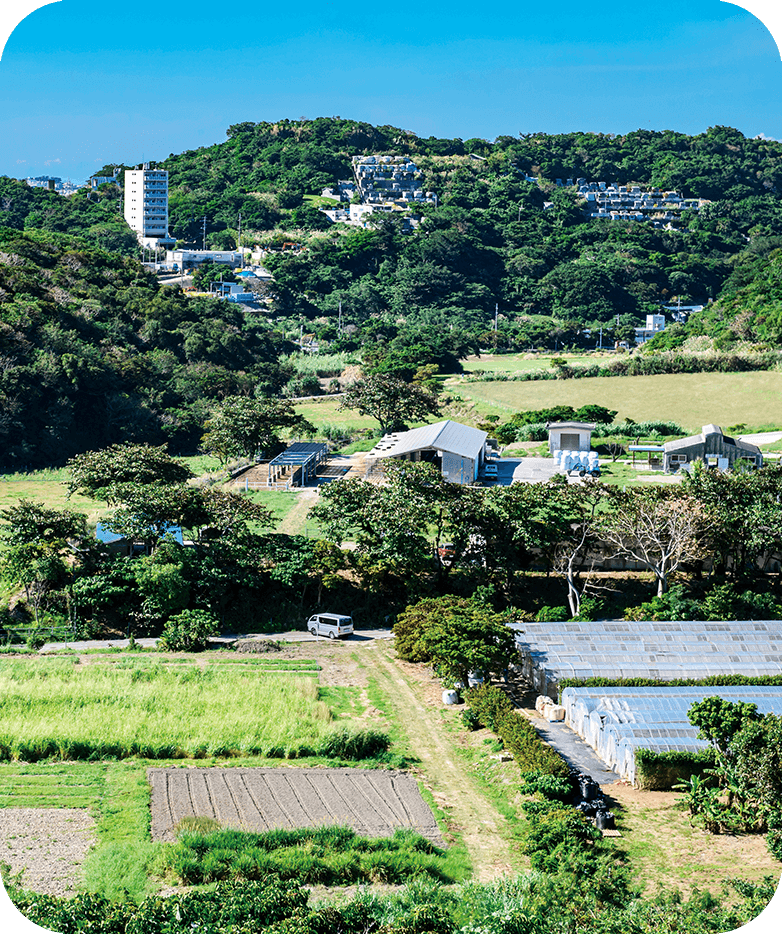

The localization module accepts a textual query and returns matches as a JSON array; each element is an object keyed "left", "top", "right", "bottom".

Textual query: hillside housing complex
[
  {"left": 575, "top": 179, "right": 708, "bottom": 227},
  {"left": 320, "top": 155, "right": 436, "bottom": 230}
]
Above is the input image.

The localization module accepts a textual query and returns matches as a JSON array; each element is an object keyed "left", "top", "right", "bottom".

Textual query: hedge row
[
  {"left": 558, "top": 674, "right": 782, "bottom": 695},
  {"left": 464, "top": 351, "right": 779, "bottom": 384},
  {"left": 634, "top": 748, "right": 717, "bottom": 791},
  {"left": 465, "top": 684, "right": 568, "bottom": 777}
]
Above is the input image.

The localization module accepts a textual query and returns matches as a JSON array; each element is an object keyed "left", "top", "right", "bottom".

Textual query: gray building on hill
[{"left": 663, "top": 424, "right": 762, "bottom": 473}]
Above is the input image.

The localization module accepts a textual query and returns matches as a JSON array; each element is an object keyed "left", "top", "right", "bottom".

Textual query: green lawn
[
  {"left": 0, "top": 478, "right": 105, "bottom": 523},
  {"left": 457, "top": 353, "right": 601, "bottom": 375},
  {"left": 450, "top": 370, "right": 782, "bottom": 432}
]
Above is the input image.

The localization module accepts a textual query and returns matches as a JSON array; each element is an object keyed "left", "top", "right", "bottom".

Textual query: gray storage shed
[{"left": 663, "top": 424, "right": 762, "bottom": 473}]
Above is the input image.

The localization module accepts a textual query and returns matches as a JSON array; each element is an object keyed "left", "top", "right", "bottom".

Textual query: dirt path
[
  {"left": 370, "top": 642, "right": 515, "bottom": 881},
  {"left": 278, "top": 489, "right": 318, "bottom": 536}
]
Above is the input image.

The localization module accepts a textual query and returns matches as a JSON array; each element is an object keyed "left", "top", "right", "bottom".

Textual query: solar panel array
[
  {"left": 508, "top": 620, "right": 782, "bottom": 696},
  {"left": 561, "top": 685, "right": 782, "bottom": 783}
]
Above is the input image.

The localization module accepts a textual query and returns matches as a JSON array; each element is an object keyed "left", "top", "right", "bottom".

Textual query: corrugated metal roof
[{"left": 374, "top": 420, "right": 487, "bottom": 460}]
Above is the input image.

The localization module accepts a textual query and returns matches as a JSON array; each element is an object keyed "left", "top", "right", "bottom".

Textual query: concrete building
[
  {"left": 634, "top": 313, "right": 667, "bottom": 345},
  {"left": 547, "top": 422, "right": 596, "bottom": 455},
  {"left": 124, "top": 165, "right": 175, "bottom": 248},
  {"left": 165, "top": 249, "right": 242, "bottom": 269},
  {"left": 367, "top": 420, "right": 489, "bottom": 485},
  {"left": 663, "top": 425, "right": 763, "bottom": 473}
]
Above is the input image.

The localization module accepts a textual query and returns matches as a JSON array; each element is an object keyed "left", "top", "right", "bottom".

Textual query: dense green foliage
[
  {"left": 678, "top": 699, "right": 782, "bottom": 860},
  {"left": 3, "top": 119, "right": 782, "bottom": 467},
  {"left": 7, "top": 871, "right": 777, "bottom": 934},
  {"left": 464, "top": 684, "right": 568, "bottom": 777},
  {"left": 0, "top": 227, "right": 294, "bottom": 468},
  {"left": 393, "top": 596, "right": 516, "bottom": 686},
  {"left": 152, "top": 118, "right": 782, "bottom": 354},
  {"left": 164, "top": 825, "right": 456, "bottom": 886}
]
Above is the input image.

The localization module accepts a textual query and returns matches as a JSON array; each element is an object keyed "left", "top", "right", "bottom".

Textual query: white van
[{"left": 306, "top": 613, "right": 354, "bottom": 639}]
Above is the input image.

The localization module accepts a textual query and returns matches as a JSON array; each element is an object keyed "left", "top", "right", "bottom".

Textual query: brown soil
[
  {"left": 148, "top": 766, "right": 442, "bottom": 845},
  {"left": 0, "top": 808, "right": 95, "bottom": 896}
]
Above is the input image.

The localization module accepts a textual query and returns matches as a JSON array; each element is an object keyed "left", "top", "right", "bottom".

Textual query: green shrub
[
  {"left": 158, "top": 609, "right": 219, "bottom": 652},
  {"left": 519, "top": 771, "right": 574, "bottom": 801},
  {"left": 316, "top": 725, "right": 391, "bottom": 759},
  {"left": 634, "top": 747, "right": 716, "bottom": 790},
  {"left": 535, "top": 605, "right": 569, "bottom": 622},
  {"left": 465, "top": 684, "right": 568, "bottom": 776}
]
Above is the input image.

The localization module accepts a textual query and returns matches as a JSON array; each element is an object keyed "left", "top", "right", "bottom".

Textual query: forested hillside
[
  {"left": 0, "top": 227, "right": 292, "bottom": 469},
  {"left": 1, "top": 118, "right": 782, "bottom": 467},
  {"left": 156, "top": 118, "right": 782, "bottom": 349}
]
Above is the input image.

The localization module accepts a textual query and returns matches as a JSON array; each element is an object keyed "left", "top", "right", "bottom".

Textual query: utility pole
[
  {"left": 202, "top": 215, "right": 207, "bottom": 251},
  {"left": 238, "top": 213, "right": 243, "bottom": 269},
  {"left": 338, "top": 300, "right": 342, "bottom": 335}
]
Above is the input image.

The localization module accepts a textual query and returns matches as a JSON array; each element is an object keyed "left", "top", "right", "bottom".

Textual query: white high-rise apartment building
[{"left": 124, "top": 164, "right": 174, "bottom": 247}]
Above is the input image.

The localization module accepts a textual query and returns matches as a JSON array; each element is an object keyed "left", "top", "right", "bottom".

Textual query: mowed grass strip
[
  {"left": 0, "top": 761, "right": 106, "bottom": 808},
  {"left": 0, "top": 659, "right": 332, "bottom": 761},
  {"left": 452, "top": 370, "right": 782, "bottom": 430}
]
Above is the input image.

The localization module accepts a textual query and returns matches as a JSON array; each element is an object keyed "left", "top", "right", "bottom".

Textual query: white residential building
[{"left": 124, "top": 165, "right": 175, "bottom": 248}]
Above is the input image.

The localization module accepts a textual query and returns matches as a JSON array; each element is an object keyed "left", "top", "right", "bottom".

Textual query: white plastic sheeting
[
  {"left": 561, "top": 686, "right": 782, "bottom": 783},
  {"left": 507, "top": 620, "right": 782, "bottom": 697}
]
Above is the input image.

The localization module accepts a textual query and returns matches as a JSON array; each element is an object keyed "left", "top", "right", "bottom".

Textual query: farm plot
[{"left": 148, "top": 767, "right": 442, "bottom": 845}]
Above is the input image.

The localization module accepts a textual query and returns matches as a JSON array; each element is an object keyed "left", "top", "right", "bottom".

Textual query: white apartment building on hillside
[{"left": 124, "top": 165, "right": 175, "bottom": 247}]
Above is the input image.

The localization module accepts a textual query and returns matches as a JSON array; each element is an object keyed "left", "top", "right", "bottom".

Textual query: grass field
[
  {"left": 458, "top": 353, "right": 595, "bottom": 374},
  {"left": 0, "top": 657, "right": 338, "bottom": 760},
  {"left": 450, "top": 370, "right": 782, "bottom": 432}
]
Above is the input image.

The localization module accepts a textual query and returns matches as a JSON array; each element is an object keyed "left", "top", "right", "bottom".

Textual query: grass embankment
[{"left": 0, "top": 657, "right": 348, "bottom": 760}]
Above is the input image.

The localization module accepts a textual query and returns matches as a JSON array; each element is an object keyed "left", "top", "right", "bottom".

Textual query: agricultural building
[
  {"left": 507, "top": 619, "right": 782, "bottom": 699},
  {"left": 663, "top": 424, "right": 762, "bottom": 473},
  {"left": 547, "top": 421, "right": 596, "bottom": 455},
  {"left": 561, "top": 685, "right": 782, "bottom": 784},
  {"left": 367, "top": 420, "right": 489, "bottom": 485}
]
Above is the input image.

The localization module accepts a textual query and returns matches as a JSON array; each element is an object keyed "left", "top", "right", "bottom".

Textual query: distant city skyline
[{"left": 0, "top": 0, "right": 780, "bottom": 183}]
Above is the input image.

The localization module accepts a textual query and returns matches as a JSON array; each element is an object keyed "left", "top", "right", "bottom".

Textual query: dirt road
[{"left": 369, "top": 641, "right": 516, "bottom": 881}]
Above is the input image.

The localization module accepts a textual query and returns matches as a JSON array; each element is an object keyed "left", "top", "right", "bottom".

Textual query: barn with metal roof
[
  {"left": 663, "top": 424, "right": 762, "bottom": 473},
  {"left": 367, "top": 420, "right": 489, "bottom": 485}
]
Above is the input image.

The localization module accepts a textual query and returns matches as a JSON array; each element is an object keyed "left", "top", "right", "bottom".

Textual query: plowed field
[{"left": 149, "top": 767, "right": 442, "bottom": 845}]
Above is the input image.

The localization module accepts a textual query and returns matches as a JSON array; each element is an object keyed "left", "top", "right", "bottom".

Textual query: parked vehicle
[{"left": 306, "top": 613, "right": 354, "bottom": 639}]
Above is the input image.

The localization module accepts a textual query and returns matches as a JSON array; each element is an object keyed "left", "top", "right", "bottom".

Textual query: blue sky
[{"left": 0, "top": 0, "right": 780, "bottom": 182}]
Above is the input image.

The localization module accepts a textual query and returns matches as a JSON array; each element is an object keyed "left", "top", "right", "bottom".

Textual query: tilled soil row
[{"left": 148, "top": 767, "right": 442, "bottom": 844}]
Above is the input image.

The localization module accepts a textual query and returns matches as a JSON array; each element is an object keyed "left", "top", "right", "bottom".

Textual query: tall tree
[
  {"left": 339, "top": 374, "right": 441, "bottom": 434},
  {"left": 599, "top": 488, "right": 714, "bottom": 596},
  {"left": 201, "top": 397, "right": 313, "bottom": 464},
  {"left": 0, "top": 500, "right": 87, "bottom": 625}
]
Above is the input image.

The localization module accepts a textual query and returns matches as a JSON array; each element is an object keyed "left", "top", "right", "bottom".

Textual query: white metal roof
[{"left": 371, "top": 420, "right": 487, "bottom": 460}]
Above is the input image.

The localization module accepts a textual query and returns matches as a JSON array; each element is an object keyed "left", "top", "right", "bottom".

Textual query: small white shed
[{"left": 547, "top": 421, "right": 596, "bottom": 455}]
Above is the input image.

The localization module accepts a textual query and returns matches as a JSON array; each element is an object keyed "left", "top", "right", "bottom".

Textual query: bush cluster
[{"left": 464, "top": 684, "right": 568, "bottom": 776}]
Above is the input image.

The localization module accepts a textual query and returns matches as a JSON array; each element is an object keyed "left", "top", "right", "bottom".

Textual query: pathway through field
[
  {"left": 278, "top": 489, "right": 318, "bottom": 536},
  {"left": 370, "top": 642, "right": 516, "bottom": 881}
]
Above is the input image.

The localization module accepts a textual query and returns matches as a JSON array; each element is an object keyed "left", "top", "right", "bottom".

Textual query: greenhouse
[
  {"left": 508, "top": 620, "right": 782, "bottom": 697},
  {"left": 560, "top": 685, "right": 782, "bottom": 783}
]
